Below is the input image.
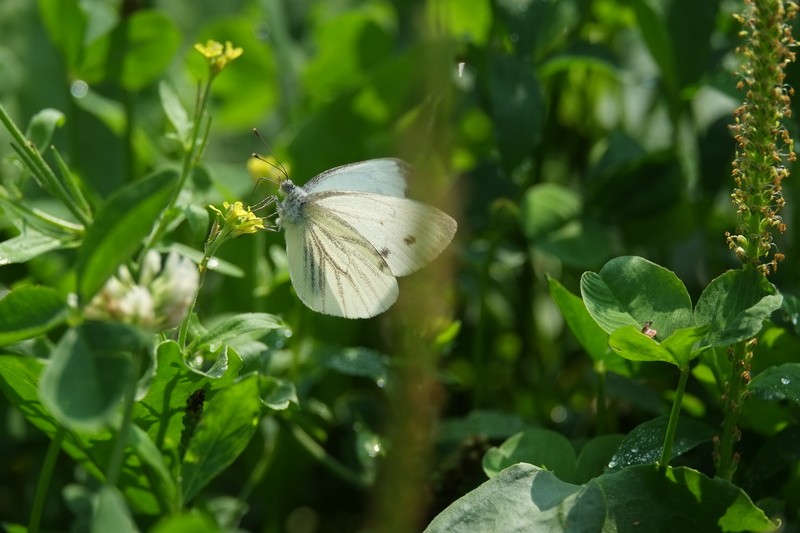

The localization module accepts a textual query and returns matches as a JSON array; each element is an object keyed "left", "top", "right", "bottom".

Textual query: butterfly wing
[
  {"left": 312, "top": 191, "right": 457, "bottom": 277},
  {"left": 301, "top": 158, "right": 410, "bottom": 198},
  {"left": 282, "top": 202, "right": 399, "bottom": 318}
]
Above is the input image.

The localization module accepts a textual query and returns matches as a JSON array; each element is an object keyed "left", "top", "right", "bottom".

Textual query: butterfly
[{"left": 275, "top": 158, "right": 457, "bottom": 318}]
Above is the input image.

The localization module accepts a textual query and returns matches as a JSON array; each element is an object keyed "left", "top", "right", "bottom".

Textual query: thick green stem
[
  {"left": 287, "top": 421, "right": 369, "bottom": 490},
  {"left": 595, "top": 361, "right": 608, "bottom": 435},
  {"left": 659, "top": 365, "right": 690, "bottom": 471},
  {"left": 27, "top": 425, "right": 65, "bottom": 533}
]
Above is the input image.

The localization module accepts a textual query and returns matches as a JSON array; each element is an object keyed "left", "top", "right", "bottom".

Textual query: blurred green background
[{"left": 2, "top": 0, "right": 800, "bottom": 530}]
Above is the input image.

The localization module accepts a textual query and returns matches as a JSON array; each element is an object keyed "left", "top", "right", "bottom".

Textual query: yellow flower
[
  {"left": 194, "top": 40, "right": 243, "bottom": 75},
  {"left": 209, "top": 201, "right": 264, "bottom": 237}
]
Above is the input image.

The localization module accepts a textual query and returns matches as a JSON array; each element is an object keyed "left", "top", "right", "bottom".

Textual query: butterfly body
[{"left": 276, "top": 158, "right": 456, "bottom": 318}]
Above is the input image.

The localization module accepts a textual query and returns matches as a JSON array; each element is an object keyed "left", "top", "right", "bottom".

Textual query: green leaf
[
  {"left": 425, "top": 0, "right": 491, "bottom": 46},
  {"left": 181, "top": 374, "right": 261, "bottom": 502},
  {"left": 609, "top": 324, "right": 709, "bottom": 367},
  {"left": 607, "top": 416, "right": 716, "bottom": 471},
  {"left": 39, "top": 322, "right": 150, "bottom": 429},
  {"left": 521, "top": 183, "right": 581, "bottom": 240},
  {"left": 597, "top": 465, "right": 777, "bottom": 531},
  {"left": 425, "top": 463, "right": 605, "bottom": 532},
  {"left": 79, "top": 10, "right": 180, "bottom": 90},
  {"left": 580, "top": 256, "right": 694, "bottom": 339},
  {"left": 574, "top": 434, "right": 625, "bottom": 483},
  {"left": 76, "top": 168, "right": 178, "bottom": 303},
  {"left": 150, "top": 513, "right": 221, "bottom": 533},
  {"left": 494, "top": 0, "right": 578, "bottom": 59},
  {"left": 0, "top": 229, "right": 76, "bottom": 265},
  {"left": 128, "top": 424, "right": 178, "bottom": 508},
  {"left": 0, "top": 285, "right": 68, "bottom": 345},
  {"left": 488, "top": 53, "right": 544, "bottom": 170},
  {"left": 189, "top": 313, "right": 286, "bottom": 352},
  {"left": 37, "top": 0, "right": 87, "bottom": 68},
  {"left": 695, "top": 269, "right": 782, "bottom": 348},
  {"left": 482, "top": 428, "right": 577, "bottom": 483},
  {"left": 260, "top": 376, "right": 298, "bottom": 411},
  {"left": 426, "top": 464, "right": 777, "bottom": 532},
  {"left": 535, "top": 220, "right": 614, "bottom": 269},
  {"left": 92, "top": 486, "right": 138, "bottom": 533},
  {"left": 547, "top": 276, "right": 609, "bottom": 363},
  {"left": 749, "top": 362, "right": 800, "bottom": 406},
  {"left": 25, "top": 108, "right": 66, "bottom": 151},
  {"left": 438, "top": 410, "right": 528, "bottom": 443},
  {"left": 621, "top": 0, "right": 677, "bottom": 95},
  {"left": 159, "top": 81, "right": 191, "bottom": 147},
  {"left": 132, "top": 341, "right": 242, "bottom": 467}
]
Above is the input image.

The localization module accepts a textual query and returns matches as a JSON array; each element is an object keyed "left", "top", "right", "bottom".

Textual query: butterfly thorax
[{"left": 278, "top": 180, "right": 308, "bottom": 225}]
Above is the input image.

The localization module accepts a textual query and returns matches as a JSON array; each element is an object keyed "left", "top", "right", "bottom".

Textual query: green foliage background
[{"left": 2, "top": 0, "right": 800, "bottom": 531}]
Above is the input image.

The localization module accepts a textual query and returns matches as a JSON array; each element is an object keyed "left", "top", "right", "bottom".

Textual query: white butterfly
[{"left": 276, "top": 158, "right": 457, "bottom": 318}]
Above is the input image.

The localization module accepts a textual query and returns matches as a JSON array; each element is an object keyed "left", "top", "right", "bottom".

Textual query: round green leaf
[{"left": 0, "top": 285, "right": 68, "bottom": 346}]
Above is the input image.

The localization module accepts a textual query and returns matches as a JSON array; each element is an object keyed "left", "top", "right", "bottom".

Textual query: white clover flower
[{"left": 84, "top": 251, "right": 199, "bottom": 331}]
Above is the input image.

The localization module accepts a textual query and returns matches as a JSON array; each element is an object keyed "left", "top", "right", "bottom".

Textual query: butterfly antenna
[{"left": 252, "top": 128, "right": 290, "bottom": 181}]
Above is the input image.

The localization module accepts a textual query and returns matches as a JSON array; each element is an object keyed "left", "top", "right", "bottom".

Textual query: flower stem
[
  {"left": 27, "top": 425, "right": 65, "bottom": 533},
  {"left": 139, "top": 78, "right": 213, "bottom": 264},
  {"left": 716, "top": 341, "right": 748, "bottom": 480},
  {"left": 659, "top": 365, "right": 690, "bottom": 471}
]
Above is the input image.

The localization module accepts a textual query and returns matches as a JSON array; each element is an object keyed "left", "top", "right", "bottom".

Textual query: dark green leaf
[
  {"left": 79, "top": 10, "right": 181, "bottom": 90},
  {"left": 0, "top": 229, "right": 74, "bottom": 266},
  {"left": 494, "top": 0, "right": 578, "bottom": 59},
  {"left": 482, "top": 428, "right": 577, "bottom": 482},
  {"left": 597, "top": 465, "right": 777, "bottom": 531},
  {"left": 488, "top": 53, "right": 544, "bottom": 170},
  {"left": 695, "top": 269, "right": 782, "bottom": 348},
  {"left": 438, "top": 410, "right": 528, "bottom": 443},
  {"left": 574, "top": 434, "right": 625, "bottom": 483},
  {"left": 580, "top": 256, "right": 694, "bottom": 339},
  {"left": 39, "top": 322, "right": 150, "bottom": 428},
  {"left": 76, "top": 168, "right": 178, "bottom": 303},
  {"left": 0, "top": 285, "right": 68, "bottom": 345},
  {"left": 536, "top": 220, "right": 614, "bottom": 269},
  {"left": 749, "top": 362, "right": 800, "bottom": 406},
  {"left": 426, "top": 464, "right": 776, "bottom": 532},
  {"left": 181, "top": 374, "right": 261, "bottom": 502},
  {"left": 607, "top": 416, "right": 716, "bottom": 471}
]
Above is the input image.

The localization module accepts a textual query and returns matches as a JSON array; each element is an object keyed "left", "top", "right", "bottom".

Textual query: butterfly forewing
[
  {"left": 302, "top": 158, "right": 410, "bottom": 198},
  {"left": 312, "top": 191, "right": 457, "bottom": 277},
  {"left": 283, "top": 204, "right": 399, "bottom": 318}
]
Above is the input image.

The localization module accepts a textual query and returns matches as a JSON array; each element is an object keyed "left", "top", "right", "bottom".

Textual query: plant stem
[
  {"left": 595, "top": 361, "right": 607, "bottom": 435},
  {"left": 27, "top": 425, "right": 65, "bottom": 533},
  {"left": 716, "top": 341, "right": 747, "bottom": 480},
  {"left": 106, "top": 350, "right": 142, "bottom": 487},
  {"left": 139, "top": 78, "right": 213, "bottom": 263},
  {"left": 287, "top": 421, "right": 369, "bottom": 490},
  {"left": 659, "top": 365, "right": 690, "bottom": 471}
]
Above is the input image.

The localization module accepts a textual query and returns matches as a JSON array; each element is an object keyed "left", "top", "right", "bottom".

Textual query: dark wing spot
[
  {"left": 404, "top": 235, "right": 417, "bottom": 246},
  {"left": 380, "top": 247, "right": 391, "bottom": 258}
]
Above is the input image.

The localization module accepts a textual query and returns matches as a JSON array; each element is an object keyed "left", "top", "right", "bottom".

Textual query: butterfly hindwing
[
  {"left": 312, "top": 191, "right": 457, "bottom": 277},
  {"left": 282, "top": 204, "right": 399, "bottom": 318}
]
